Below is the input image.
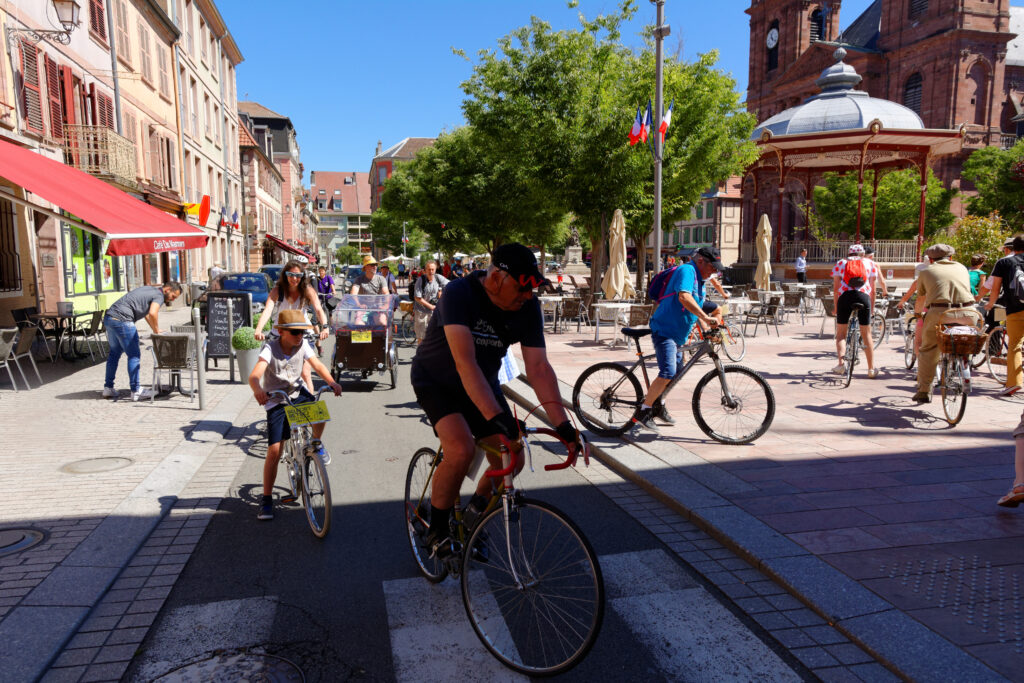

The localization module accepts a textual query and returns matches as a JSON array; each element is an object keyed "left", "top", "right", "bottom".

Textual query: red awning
[
  {"left": 266, "top": 233, "right": 313, "bottom": 260},
  {"left": 0, "top": 137, "right": 208, "bottom": 256}
]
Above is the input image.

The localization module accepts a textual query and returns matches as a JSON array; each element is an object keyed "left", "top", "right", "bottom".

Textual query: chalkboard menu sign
[{"left": 206, "top": 291, "right": 252, "bottom": 358}]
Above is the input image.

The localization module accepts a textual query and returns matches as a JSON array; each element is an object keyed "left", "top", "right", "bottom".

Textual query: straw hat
[
  {"left": 275, "top": 309, "right": 313, "bottom": 330},
  {"left": 362, "top": 254, "right": 378, "bottom": 267}
]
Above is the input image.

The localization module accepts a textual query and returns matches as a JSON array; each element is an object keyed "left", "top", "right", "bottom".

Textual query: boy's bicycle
[
  {"left": 572, "top": 325, "right": 774, "bottom": 444},
  {"left": 268, "top": 387, "right": 333, "bottom": 538},
  {"left": 403, "top": 426, "right": 604, "bottom": 676}
]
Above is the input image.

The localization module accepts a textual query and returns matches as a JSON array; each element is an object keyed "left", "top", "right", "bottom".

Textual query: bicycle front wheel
[
  {"left": 722, "top": 324, "right": 746, "bottom": 362},
  {"left": 941, "top": 356, "right": 968, "bottom": 425},
  {"left": 904, "top": 323, "right": 917, "bottom": 370},
  {"left": 572, "top": 362, "right": 643, "bottom": 436},
  {"left": 404, "top": 447, "right": 447, "bottom": 583},
  {"left": 871, "top": 314, "right": 886, "bottom": 349},
  {"left": 461, "top": 498, "right": 604, "bottom": 677},
  {"left": 988, "top": 327, "right": 1008, "bottom": 384},
  {"left": 283, "top": 440, "right": 301, "bottom": 500},
  {"left": 692, "top": 365, "right": 775, "bottom": 444},
  {"left": 301, "top": 451, "right": 331, "bottom": 538}
]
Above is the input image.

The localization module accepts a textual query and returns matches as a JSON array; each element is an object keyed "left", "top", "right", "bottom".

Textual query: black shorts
[
  {"left": 266, "top": 386, "right": 315, "bottom": 446},
  {"left": 701, "top": 299, "right": 720, "bottom": 315},
  {"left": 836, "top": 290, "right": 871, "bottom": 325},
  {"left": 414, "top": 381, "right": 512, "bottom": 439},
  {"left": 796, "top": 272, "right": 807, "bottom": 283}
]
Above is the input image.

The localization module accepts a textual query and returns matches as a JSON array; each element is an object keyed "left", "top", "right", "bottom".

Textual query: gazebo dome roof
[{"left": 750, "top": 48, "right": 924, "bottom": 140}]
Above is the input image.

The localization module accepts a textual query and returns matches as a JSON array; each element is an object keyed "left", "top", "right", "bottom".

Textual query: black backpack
[{"left": 408, "top": 274, "right": 425, "bottom": 303}]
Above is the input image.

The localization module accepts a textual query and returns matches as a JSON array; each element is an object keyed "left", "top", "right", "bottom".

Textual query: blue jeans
[
  {"left": 652, "top": 330, "right": 685, "bottom": 380},
  {"left": 104, "top": 316, "right": 141, "bottom": 392}
]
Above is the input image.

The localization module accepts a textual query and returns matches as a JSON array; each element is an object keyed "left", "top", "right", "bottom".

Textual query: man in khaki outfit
[{"left": 912, "top": 244, "right": 982, "bottom": 403}]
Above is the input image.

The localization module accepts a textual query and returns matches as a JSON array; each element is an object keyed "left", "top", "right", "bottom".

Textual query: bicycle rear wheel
[
  {"left": 283, "top": 440, "right": 301, "bottom": 500},
  {"left": 844, "top": 322, "right": 859, "bottom": 388},
  {"left": 572, "top": 362, "right": 643, "bottom": 436},
  {"left": 871, "top": 314, "right": 886, "bottom": 349},
  {"left": 300, "top": 451, "right": 331, "bottom": 538},
  {"left": 721, "top": 324, "right": 746, "bottom": 362},
  {"left": 462, "top": 498, "right": 604, "bottom": 677},
  {"left": 404, "top": 447, "right": 447, "bottom": 583},
  {"left": 692, "top": 365, "right": 775, "bottom": 444},
  {"left": 903, "top": 322, "right": 916, "bottom": 370},
  {"left": 941, "top": 356, "right": 968, "bottom": 425},
  {"left": 988, "top": 327, "right": 1008, "bottom": 384}
]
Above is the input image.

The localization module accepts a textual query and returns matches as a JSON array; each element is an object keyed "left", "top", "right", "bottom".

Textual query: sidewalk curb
[
  {"left": 0, "top": 382, "right": 254, "bottom": 683},
  {"left": 501, "top": 374, "right": 1004, "bottom": 683}
]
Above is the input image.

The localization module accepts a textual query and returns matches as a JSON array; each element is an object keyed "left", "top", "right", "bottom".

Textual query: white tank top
[{"left": 275, "top": 289, "right": 312, "bottom": 323}]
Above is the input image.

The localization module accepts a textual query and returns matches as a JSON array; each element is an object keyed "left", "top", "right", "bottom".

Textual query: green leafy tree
[
  {"left": 811, "top": 168, "right": 956, "bottom": 240},
  {"left": 334, "top": 245, "right": 360, "bottom": 266},
  {"left": 961, "top": 142, "right": 1024, "bottom": 226},
  {"left": 943, "top": 213, "right": 1011, "bottom": 274}
]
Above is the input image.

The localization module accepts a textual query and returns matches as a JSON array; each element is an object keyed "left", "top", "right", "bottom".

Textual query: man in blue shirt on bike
[{"left": 636, "top": 247, "right": 723, "bottom": 431}]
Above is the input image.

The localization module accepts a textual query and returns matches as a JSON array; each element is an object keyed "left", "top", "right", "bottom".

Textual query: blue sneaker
[{"left": 257, "top": 495, "right": 273, "bottom": 521}]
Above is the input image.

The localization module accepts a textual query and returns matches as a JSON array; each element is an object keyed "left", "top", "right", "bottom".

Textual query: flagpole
[{"left": 652, "top": 0, "right": 669, "bottom": 275}]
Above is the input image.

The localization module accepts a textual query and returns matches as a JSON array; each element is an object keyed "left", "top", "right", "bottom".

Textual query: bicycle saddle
[{"left": 621, "top": 327, "right": 653, "bottom": 339}]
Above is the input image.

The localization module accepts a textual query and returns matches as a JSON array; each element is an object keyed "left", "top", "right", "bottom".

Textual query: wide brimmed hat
[
  {"left": 275, "top": 309, "right": 313, "bottom": 330},
  {"left": 362, "top": 254, "right": 378, "bottom": 266}
]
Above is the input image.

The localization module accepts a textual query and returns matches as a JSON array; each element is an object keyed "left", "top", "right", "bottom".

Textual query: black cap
[
  {"left": 694, "top": 246, "right": 724, "bottom": 270},
  {"left": 491, "top": 243, "right": 549, "bottom": 288}
]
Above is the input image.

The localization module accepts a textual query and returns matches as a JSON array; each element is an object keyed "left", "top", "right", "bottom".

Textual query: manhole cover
[
  {"left": 60, "top": 457, "right": 133, "bottom": 474},
  {"left": 0, "top": 529, "right": 45, "bottom": 558},
  {"left": 155, "top": 651, "right": 304, "bottom": 682}
]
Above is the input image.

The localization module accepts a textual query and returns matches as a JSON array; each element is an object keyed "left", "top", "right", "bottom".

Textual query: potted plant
[{"left": 232, "top": 326, "right": 262, "bottom": 379}]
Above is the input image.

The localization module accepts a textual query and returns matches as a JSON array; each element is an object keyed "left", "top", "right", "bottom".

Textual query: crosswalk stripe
[{"left": 383, "top": 549, "right": 800, "bottom": 681}]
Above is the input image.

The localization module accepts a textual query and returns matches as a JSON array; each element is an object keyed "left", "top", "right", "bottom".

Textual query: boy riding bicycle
[
  {"left": 410, "top": 243, "right": 584, "bottom": 558},
  {"left": 248, "top": 309, "right": 342, "bottom": 520}
]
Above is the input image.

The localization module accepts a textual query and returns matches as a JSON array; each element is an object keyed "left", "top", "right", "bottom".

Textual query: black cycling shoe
[
  {"left": 653, "top": 402, "right": 675, "bottom": 426},
  {"left": 632, "top": 406, "right": 660, "bottom": 432}
]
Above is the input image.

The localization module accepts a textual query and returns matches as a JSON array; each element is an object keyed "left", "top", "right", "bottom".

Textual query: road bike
[
  {"left": 572, "top": 324, "right": 775, "bottom": 444},
  {"left": 403, "top": 426, "right": 604, "bottom": 676},
  {"left": 937, "top": 323, "right": 987, "bottom": 425},
  {"left": 839, "top": 302, "right": 875, "bottom": 387},
  {"left": 268, "top": 387, "right": 334, "bottom": 538},
  {"left": 869, "top": 297, "right": 889, "bottom": 349}
]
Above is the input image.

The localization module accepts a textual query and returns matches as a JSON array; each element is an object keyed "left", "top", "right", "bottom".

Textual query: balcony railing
[
  {"left": 1001, "top": 134, "right": 1017, "bottom": 150},
  {"left": 738, "top": 239, "right": 919, "bottom": 263},
  {"left": 63, "top": 125, "right": 137, "bottom": 191}
]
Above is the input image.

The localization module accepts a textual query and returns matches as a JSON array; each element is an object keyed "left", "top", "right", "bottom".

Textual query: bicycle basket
[{"left": 936, "top": 326, "right": 987, "bottom": 355}]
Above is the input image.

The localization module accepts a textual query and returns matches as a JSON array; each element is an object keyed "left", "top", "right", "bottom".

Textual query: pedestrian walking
[
  {"left": 912, "top": 244, "right": 981, "bottom": 403},
  {"left": 830, "top": 244, "right": 886, "bottom": 378},
  {"left": 208, "top": 262, "right": 224, "bottom": 282},
  {"left": 969, "top": 254, "right": 987, "bottom": 297},
  {"left": 413, "top": 260, "right": 449, "bottom": 344},
  {"left": 795, "top": 248, "right": 808, "bottom": 284},
  {"left": 102, "top": 281, "right": 183, "bottom": 401},
  {"left": 984, "top": 235, "right": 1024, "bottom": 396}
]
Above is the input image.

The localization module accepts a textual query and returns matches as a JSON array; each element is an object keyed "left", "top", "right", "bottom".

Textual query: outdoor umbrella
[
  {"left": 755, "top": 214, "right": 773, "bottom": 291},
  {"left": 602, "top": 209, "right": 636, "bottom": 300}
]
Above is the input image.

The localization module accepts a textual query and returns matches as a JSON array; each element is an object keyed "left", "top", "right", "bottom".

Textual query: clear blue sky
[{"left": 217, "top": 0, "right": 875, "bottom": 179}]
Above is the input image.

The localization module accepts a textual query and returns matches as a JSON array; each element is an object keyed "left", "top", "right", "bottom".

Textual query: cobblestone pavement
[
  {"left": 511, "top": 309, "right": 1024, "bottom": 680},
  {"left": 0, "top": 304, "right": 253, "bottom": 682}
]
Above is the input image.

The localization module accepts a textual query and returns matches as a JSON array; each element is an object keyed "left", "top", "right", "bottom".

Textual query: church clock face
[{"left": 766, "top": 27, "right": 779, "bottom": 49}]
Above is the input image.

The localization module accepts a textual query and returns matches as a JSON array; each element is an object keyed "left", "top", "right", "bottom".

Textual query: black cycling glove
[
  {"left": 489, "top": 412, "right": 520, "bottom": 441},
  {"left": 555, "top": 420, "right": 579, "bottom": 445}
]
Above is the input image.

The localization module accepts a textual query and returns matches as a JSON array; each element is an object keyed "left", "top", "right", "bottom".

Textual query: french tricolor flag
[
  {"left": 641, "top": 100, "right": 652, "bottom": 143},
  {"left": 628, "top": 105, "right": 643, "bottom": 146},
  {"left": 659, "top": 99, "right": 674, "bottom": 142}
]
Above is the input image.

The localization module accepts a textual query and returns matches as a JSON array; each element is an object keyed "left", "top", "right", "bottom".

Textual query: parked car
[
  {"left": 259, "top": 263, "right": 283, "bottom": 283},
  {"left": 193, "top": 272, "right": 274, "bottom": 326},
  {"left": 340, "top": 265, "right": 363, "bottom": 291}
]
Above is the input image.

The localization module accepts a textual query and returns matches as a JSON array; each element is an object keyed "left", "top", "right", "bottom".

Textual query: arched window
[
  {"left": 909, "top": 0, "right": 928, "bottom": 20},
  {"left": 767, "top": 20, "right": 779, "bottom": 72},
  {"left": 903, "top": 73, "right": 923, "bottom": 115},
  {"left": 968, "top": 62, "right": 988, "bottom": 126},
  {"left": 809, "top": 9, "right": 823, "bottom": 42}
]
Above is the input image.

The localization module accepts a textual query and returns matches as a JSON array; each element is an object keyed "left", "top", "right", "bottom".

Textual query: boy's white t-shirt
[{"left": 258, "top": 337, "right": 315, "bottom": 409}]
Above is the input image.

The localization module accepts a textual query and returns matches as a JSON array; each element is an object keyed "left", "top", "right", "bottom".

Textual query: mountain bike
[
  {"left": 404, "top": 426, "right": 604, "bottom": 676},
  {"left": 572, "top": 324, "right": 774, "bottom": 444},
  {"left": 684, "top": 319, "right": 746, "bottom": 362},
  {"left": 268, "top": 387, "right": 334, "bottom": 538},
  {"left": 937, "top": 323, "right": 987, "bottom": 425}
]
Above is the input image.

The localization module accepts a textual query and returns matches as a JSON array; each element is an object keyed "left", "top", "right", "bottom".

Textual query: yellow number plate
[
  {"left": 351, "top": 330, "right": 372, "bottom": 343},
  {"left": 285, "top": 401, "right": 330, "bottom": 426}
]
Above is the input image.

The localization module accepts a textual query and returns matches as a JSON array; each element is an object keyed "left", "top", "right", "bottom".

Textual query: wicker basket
[
  {"left": 936, "top": 327, "right": 987, "bottom": 355},
  {"left": 399, "top": 300, "right": 414, "bottom": 313}
]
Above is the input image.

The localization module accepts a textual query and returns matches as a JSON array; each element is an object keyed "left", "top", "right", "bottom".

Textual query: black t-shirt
[
  {"left": 411, "top": 271, "right": 545, "bottom": 389},
  {"left": 992, "top": 254, "right": 1024, "bottom": 315}
]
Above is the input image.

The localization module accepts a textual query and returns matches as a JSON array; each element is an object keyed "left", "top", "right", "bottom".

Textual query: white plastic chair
[
  {"left": 0, "top": 328, "right": 21, "bottom": 391},
  {"left": 10, "top": 327, "right": 42, "bottom": 387}
]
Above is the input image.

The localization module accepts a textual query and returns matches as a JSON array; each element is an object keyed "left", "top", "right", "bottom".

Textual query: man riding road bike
[{"left": 409, "top": 243, "right": 585, "bottom": 558}]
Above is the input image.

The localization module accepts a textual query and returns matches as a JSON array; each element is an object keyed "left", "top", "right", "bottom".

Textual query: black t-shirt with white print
[{"left": 410, "top": 271, "right": 545, "bottom": 390}]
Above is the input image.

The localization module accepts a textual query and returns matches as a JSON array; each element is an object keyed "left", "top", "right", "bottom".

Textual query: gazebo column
[
  {"left": 855, "top": 169, "right": 864, "bottom": 244},
  {"left": 916, "top": 161, "right": 928, "bottom": 259},
  {"left": 870, "top": 170, "right": 879, "bottom": 241},
  {"left": 776, "top": 184, "right": 785, "bottom": 259}
]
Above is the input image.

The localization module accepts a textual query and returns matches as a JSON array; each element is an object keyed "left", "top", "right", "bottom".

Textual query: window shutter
[
  {"left": 59, "top": 66, "right": 75, "bottom": 125},
  {"left": 115, "top": 0, "right": 130, "bottom": 62},
  {"left": 165, "top": 136, "right": 177, "bottom": 190},
  {"left": 19, "top": 40, "right": 44, "bottom": 135},
  {"left": 138, "top": 22, "right": 152, "bottom": 84},
  {"left": 150, "top": 132, "right": 162, "bottom": 185},
  {"left": 89, "top": 0, "right": 107, "bottom": 42},
  {"left": 97, "top": 91, "right": 115, "bottom": 130},
  {"left": 157, "top": 46, "right": 169, "bottom": 97},
  {"left": 903, "top": 73, "right": 923, "bottom": 115},
  {"left": 44, "top": 55, "right": 63, "bottom": 140},
  {"left": 909, "top": 0, "right": 928, "bottom": 20}
]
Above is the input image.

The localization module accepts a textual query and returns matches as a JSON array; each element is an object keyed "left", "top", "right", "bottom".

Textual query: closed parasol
[
  {"left": 602, "top": 209, "right": 636, "bottom": 300},
  {"left": 755, "top": 214, "right": 773, "bottom": 291}
]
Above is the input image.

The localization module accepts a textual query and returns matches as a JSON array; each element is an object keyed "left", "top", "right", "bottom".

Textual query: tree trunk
[
  {"left": 635, "top": 236, "right": 647, "bottom": 294},
  {"left": 540, "top": 243, "right": 546, "bottom": 273}
]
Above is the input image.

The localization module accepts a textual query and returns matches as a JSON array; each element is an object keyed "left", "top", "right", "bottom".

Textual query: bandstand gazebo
[{"left": 745, "top": 47, "right": 965, "bottom": 260}]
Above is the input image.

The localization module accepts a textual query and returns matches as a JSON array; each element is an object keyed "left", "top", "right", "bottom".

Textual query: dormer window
[
  {"left": 903, "top": 73, "right": 923, "bottom": 115},
  {"left": 809, "top": 9, "right": 822, "bottom": 42},
  {"left": 909, "top": 0, "right": 927, "bottom": 20}
]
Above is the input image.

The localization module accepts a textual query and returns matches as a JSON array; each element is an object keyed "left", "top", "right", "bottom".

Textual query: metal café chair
[
  {"left": 12, "top": 306, "right": 55, "bottom": 362},
  {"left": 150, "top": 334, "right": 195, "bottom": 403},
  {"left": 9, "top": 327, "right": 43, "bottom": 387},
  {"left": 67, "top": 310, "right": 105, "bottom": 361},
  {"left": 819, "top": 296, "right": 837, "bottom": 337},
  {"left": 0, "top": 328, "right": 22, "bottom": 391}
]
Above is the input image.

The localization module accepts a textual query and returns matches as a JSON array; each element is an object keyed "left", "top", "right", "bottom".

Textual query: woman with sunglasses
[{"left": 255, "top": 260, "right": 330, "bottom": 353}]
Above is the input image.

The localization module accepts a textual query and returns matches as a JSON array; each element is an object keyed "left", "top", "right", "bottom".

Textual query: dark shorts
[
  {"left": 701, "top": 299, "right": 719, "bottom": 315},
  {"left": 796, "top": 272, "right": 807, "bottom": 283},
  {"left": 414, "top": 381, "right": 512, "bottom": 439},
  {"left": 836, "top": 289, "right": 871, "bottom": 325},
  {"left": 266, "top": 386, "right": 315, "bottom": 446}
]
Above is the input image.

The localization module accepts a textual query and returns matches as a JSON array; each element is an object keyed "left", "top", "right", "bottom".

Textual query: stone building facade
[{"left": 238, "top": 118, "right": 282, "bottom": 271}]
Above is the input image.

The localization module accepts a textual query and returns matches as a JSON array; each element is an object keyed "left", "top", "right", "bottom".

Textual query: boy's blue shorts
[{"left": 266, "top": 386, "right": 315, "bottom": 446}]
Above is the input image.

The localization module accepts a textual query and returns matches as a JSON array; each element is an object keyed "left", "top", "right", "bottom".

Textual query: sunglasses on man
[{"left": 281, "top": 328, "right": 306, "bottom": 336}]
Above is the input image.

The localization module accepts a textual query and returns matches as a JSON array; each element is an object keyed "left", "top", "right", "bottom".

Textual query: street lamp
[{"left": 5, "top": 0, "right": 81, "bottom": 45}]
